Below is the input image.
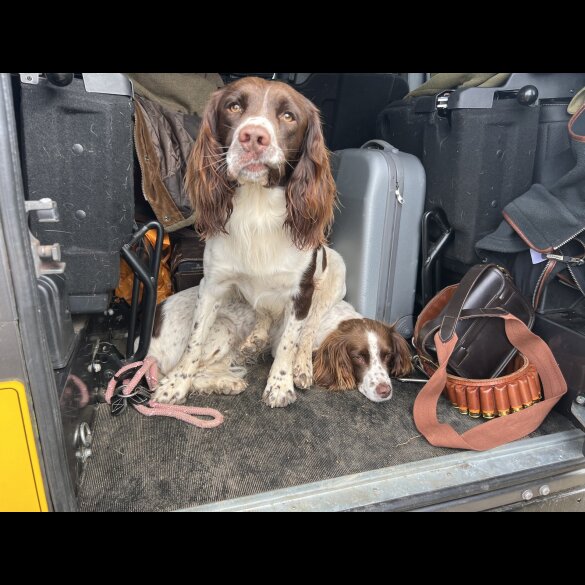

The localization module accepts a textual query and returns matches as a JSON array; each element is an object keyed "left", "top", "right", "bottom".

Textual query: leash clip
[{"left": 110, "top": 384, "right": 151, "bottom": 416}]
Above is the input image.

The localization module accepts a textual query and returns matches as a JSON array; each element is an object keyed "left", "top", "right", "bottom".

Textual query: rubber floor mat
[{"left": 78, "top": 360, "right": 573, "bottom": 511}]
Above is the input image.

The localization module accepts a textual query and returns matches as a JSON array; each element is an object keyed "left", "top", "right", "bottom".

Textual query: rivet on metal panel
[
  {"left": 539, "top": 485, "right": 551, "bottom": 497},
  {"left": 522, "top": 489, "right": 534, "bottom": 501}
]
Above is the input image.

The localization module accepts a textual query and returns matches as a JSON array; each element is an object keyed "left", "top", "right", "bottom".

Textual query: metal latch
[
  {"left": 37, "top": 243, "right": 62, "bottom": 263},
  {"left": 25, "top": 198, "right": 65, "bottom": 275},
  {"left": 25, "top": 198, "right": 60, "bottom": 222}
]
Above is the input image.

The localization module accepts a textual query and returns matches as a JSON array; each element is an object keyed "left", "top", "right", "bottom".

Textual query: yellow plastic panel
[{"left": 0, "top": 381, "right": 48, "bottom": 511}]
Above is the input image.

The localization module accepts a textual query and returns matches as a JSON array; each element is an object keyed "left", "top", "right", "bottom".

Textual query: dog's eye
[
  {"left": 227, "top": 102, "right": 242, "bottom": 114},
  {"left": 282, "top": 111, "right": 296, "bottom": 122},
  {"left": 381, "top": 353, "right": 391, "bottom": 362},
  {"left": 351, "top": 353, "right": 366, "bottom": 364}
]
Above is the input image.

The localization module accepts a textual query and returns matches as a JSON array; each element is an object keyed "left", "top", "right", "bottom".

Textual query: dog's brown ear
[
  {"left": 386, "top": 326, "right": 413, "bottom": 378},
  {"left": 285, "top": 102, "right": 337, "bottom": 250},
  {"left": 313, "top": 329, "right": 356, "bottom": 390},
  {"left": 186, "top": 88, "right": 236, "bottom": 240}
]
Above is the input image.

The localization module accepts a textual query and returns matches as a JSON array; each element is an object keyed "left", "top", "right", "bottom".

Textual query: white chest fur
[{"left": 204, "top": 184, "right": 313, "bottom": 316}]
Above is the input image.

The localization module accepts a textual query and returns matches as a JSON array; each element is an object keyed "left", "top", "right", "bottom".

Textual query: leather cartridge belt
[{"left": 416, "top": 353, "right": 542, "bottom": 419}]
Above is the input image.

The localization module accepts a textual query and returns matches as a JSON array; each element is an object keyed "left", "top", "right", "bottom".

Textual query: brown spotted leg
[
  {"left": 262, "top": 304, "right": 308, "bottom": 407},
  {"left": 152, "top": 279, "right": 231, "bottom": 404},
  {"left": 263, "top": 249, "right": 327, "bottom": 407}
]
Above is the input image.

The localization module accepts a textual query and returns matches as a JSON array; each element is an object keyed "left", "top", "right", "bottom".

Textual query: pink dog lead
[{"left": 105, "top": 356, "right": 224, "bottom": 429}]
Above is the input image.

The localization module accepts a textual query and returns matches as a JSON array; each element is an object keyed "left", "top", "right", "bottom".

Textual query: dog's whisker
[{"left": 198, "top": 160, "right": 230, "bottom": 171}]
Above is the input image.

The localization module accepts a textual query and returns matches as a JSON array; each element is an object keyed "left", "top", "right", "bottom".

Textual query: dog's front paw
[
  {"left": 239, "top": 333, "right": 269, "bottom": 362},
  {"left": 293, "top": 351, "right": 313, "bottom": 390},
  {"left": 262, "top": 379, "right": 296, "bottom": 408},
  {"left": 152, "top": 375, "right": 191, "bottom": 405},
  {"left": 217, "top": 377, "right": 248, "bottom": 395}
]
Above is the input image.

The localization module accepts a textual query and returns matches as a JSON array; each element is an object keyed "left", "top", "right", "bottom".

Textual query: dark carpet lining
[{"left": 78, "top": 361, "right": 574, "bottom": 512}]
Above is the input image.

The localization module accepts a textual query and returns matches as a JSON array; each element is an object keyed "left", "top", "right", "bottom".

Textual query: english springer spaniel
[
  {"left": 153, "top": 76, "right": 343, "bottom": 407},
  {"left": 148, "top": 287, "right": 413, "bottom": 403}
]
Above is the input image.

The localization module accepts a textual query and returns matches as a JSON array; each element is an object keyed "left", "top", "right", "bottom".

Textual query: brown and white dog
[
  {"left": 148, "top": 287, "right": 413, "bottom": 403},
  {"left": 153, "top": 76, "right": 344, "bottom": 407}
]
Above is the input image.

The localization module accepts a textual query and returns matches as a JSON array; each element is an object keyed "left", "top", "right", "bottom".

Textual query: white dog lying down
[{"left": 146, "top": 287, "right": 412, "bottom": 403}]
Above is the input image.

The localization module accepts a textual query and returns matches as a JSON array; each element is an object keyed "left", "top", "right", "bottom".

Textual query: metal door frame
[{"left": 0, "top": 72, "right": 76, "bottom": 511}]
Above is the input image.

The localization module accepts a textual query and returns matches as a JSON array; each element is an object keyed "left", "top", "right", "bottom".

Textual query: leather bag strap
[{"left": 413, "top": 311, "right": 567, "bottom": 450}]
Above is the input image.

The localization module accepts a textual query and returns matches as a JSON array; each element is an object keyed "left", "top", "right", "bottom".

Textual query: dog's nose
[
  {"left": 239, "top": 125, "right": 271, "bottom": 154},
  {"left": 375, "top": 383, "right": 392, "bottom": 398}
]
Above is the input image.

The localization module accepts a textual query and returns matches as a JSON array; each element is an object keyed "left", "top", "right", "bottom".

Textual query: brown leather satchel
[
  {"left": 413, "top": 264, "right": 567, "bottom": 451},
  {"left": 416, "top": 264, "right": 534, "bottom": 379}
]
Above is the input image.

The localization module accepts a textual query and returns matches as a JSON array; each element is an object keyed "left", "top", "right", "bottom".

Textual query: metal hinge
[{"left": 436, "top": 90, "right": 454, "bottom": 116}]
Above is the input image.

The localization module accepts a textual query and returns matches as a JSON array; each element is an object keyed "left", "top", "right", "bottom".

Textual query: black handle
[
  {"left": 361, "top": 139, "right": 395, "bottom": 152},
  {"left": 46, "top": 73, "right": 74, "bottom": 87},
  {"left": 516, "top": 85, "right": 539, "bottom": 106}
]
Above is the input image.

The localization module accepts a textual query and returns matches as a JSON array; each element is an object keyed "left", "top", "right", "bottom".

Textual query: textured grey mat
[{"left": 78, "top": 361, "right": 574, "bottom": 512}]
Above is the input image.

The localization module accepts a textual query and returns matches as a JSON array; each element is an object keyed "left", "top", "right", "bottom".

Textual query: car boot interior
[{"left": 7, "top": 72, "right": 585, "bottom": 512}]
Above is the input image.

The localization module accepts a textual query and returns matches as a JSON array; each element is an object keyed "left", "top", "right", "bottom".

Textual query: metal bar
[
  {"left": 420, "top": 209, "right": 453, "bottom": 306},
  {"left": 181, "top": 429, "right": 585, "bottom": 512},
  {"left": 122, "top": 221, "right": 163, "bottom": 362},
  {"left": 126, "top": 269, "right": 141, "bottom": 358},
  {"left": 413, "top": 469, "right": 585, "bottom": 512}
]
